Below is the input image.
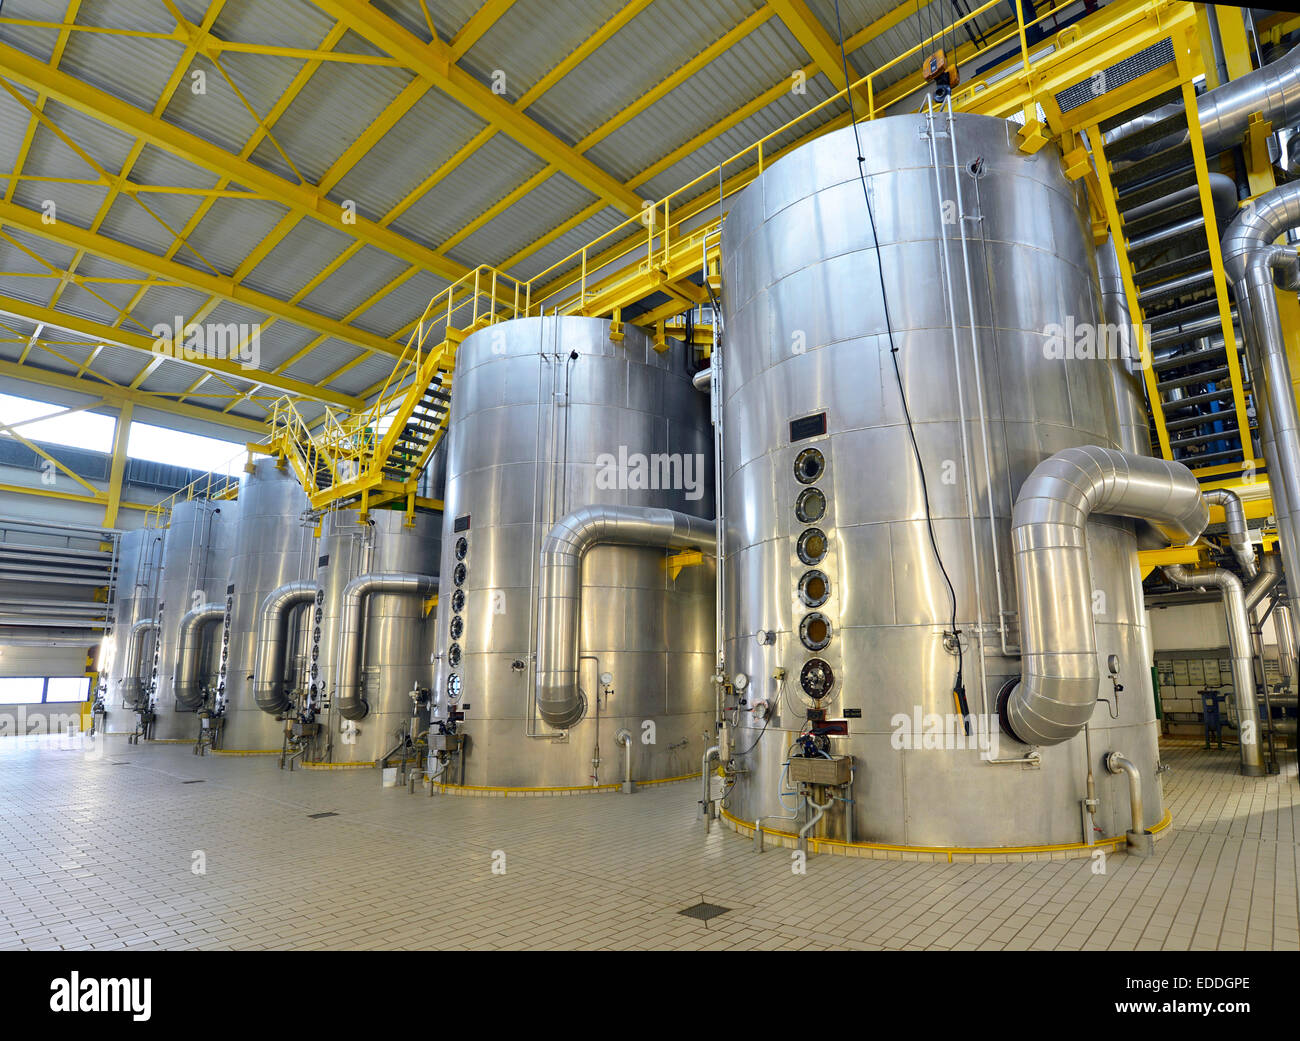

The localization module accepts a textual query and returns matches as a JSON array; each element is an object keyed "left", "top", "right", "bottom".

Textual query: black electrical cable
[
  {"left": 831, "top": 0, "right": 963, "bottom": 694},
  {"left": 733, "top": 711, "right": 772, "bottom": 757}
]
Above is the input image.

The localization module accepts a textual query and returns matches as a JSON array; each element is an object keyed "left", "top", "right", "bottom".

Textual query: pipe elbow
[{"left": 1004, "top": 448, "right": 1205, "bottom": 746}]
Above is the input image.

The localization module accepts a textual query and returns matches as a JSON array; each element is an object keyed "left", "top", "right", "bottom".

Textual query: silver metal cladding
[
  {"left": 432, "top": 316, "right": 716, "bottom": 788},
  {"left": 719, "top": 112, "right": 1169, "bottom": 848},
  {"left": 219, "top": 459, "right": 314, "bottom": 750}
]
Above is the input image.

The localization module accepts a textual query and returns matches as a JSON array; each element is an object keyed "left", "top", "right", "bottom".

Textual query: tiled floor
[{"left": 0, "top": 734, "right": 1296, "bottom": 950}]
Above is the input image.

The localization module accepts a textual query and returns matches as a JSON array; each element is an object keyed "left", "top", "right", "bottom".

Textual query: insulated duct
[
  {"left": 535, "top": 505, "right": 716, "bottom": 730},
  {"left": 1163, "top": 564, "right": 1266, "bottom": 776},
  {"left": 253, "top": 580, "right": 317, "bottom": 715},
  {"left": 1246, "top": 550, "right": 1282, "bottom": 611},
  {"left": 1000, "top": 446, "right": 1208, "bottom": 746},
  {"left": 173, "top": 603, "right": 224, "bottom": 709},
  {"left": 1276, "top": 603, "right": 1296, "bottom": 685},
  {"left": 1203, "top": 487, "right": 1257, "bottom": 578},
  {"left": 335, "top": 572, "right": 437, "bottom": 721},
  {"left": 1098, "top": 238, "right": 1152, "bottom": 458},
  {"left": 121, "top": 618, "right": 158, "bottom": 707},
  {"left": 1106, "top": 43, "right": 1300, "bottom": 157},
  {"left": 1223, "top": 181, "right": 1300, "bottom": 648}
]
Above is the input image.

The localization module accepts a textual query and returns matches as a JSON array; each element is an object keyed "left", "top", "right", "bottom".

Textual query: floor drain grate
[
  {"left": 679, "top": 901, "right": 730, "bottom": 922},
  {"left": 182, "top": 780, "right": 205, "bottom": 784},
  {"left": 307, "top": 811, "right": 338, "bottom": 819}
]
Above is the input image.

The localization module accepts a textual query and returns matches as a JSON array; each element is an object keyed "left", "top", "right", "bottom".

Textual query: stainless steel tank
[
  {"left": 310, "top": 507, "right": 440, "bottom": 763},
  {"left": 219, "top": 460, "right": 314, "bottom": 750},
  {"left": 103, "top": 526, "right": 162, "bottom": 714},
  {"left": 431, "top": 316, "right": 715, "bottom": 787},
  {"left": 150, "top": 499, "right": 238, "bottom": 740},
  {"left": 719, "top": 112, "right": 1163, "bottom": 849}
]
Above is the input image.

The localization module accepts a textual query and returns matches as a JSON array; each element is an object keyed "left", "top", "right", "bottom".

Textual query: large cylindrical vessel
[
  {"left": 431, "top": 316, "right": 715, "bottom": 787},
  {"left": 103, "top": 527, "right": 162, "bottom": 714},
  {"left": 720, "top": 112, "right": 1163, "bottom": 850},
  {"left": 151, "top": 499, "right": 238, "bottom": 740},
  {"left": 310, "top": 508, "right": 440, "bottom": 763},
  {"left": 219, "top": 460, "right": 314, "bottom": 750}
]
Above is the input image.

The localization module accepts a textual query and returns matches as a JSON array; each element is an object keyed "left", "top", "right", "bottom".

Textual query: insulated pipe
[
  {"left": 1163, "top": 564, "right": 1266, "bottom": 776},
  {"left": 1104, "top": 751, "right": 1153, "bottom": 856},
  {"left": 1097, "top": 238, "right": 1152, "bottom": 458},
  {"left": 335, "top": 572, "right": 437, "bottom": 722},
  {"left": 252, "top": 580, "right": 317, "bottom": 715},
  {"left": 692, "top": 365, "right": 711, "bottom": 392},
  {"left": 1276, "top": 603, "right": 1296, "bottom": 685},
  {"left": 173, "top": 604, "right": 224, "bottom": 709},
  {"left": 121, "top": 618, "right": 158, "bottom": 707},
  {"left": 1203, "top": 488, "right": 1257, "bottom": 578},
  {"left": 1245, "top": 550, "right": 1281, "bottom": 611},
  {"left": 1223, "top": 182, "right": 1300, "bottom": 649},
  {"left": 701, "top": 744, "right": 720, "bottom": 826},
  {"left": 535, "top": 505, "right": 716, "bottom": 730},
  {"left": 1001, "top": 446, "right": 1208, "bottom": 746},
  {"left": 1106, "top": 43, "right": 1300, "bottom": 158},
  {"left": 615, "top": 727, "right": 634, "bottom": 793}
]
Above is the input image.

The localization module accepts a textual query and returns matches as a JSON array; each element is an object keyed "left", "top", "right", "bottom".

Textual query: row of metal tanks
[
  {"left": 100, "top": 461, "right": 441, "bottom": 764},
  {"left": 424, "top": 110, "right": 1201, "bottom": 850},
  {"left": 101, "top": 109, "right": 1240, "bottom": 853}
]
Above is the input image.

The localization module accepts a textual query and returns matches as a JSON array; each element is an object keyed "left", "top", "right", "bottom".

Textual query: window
[
  {"left": 126, "top": 422, "right": 243, "bottom": 474},
  {"left": 0, "top": 393, "right": 115, "bottom": 452},
  {"left": 0, "top": 678, "right": 46, "bottom": 705},
  {"left": 45, "top": 677, "right": 91, "bottom": 702},
  {"left": 0, "top": 677, "right": 91, "bottom": 704}
]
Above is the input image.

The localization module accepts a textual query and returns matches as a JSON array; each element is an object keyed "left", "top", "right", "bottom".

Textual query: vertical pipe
[{"left": 1163, "top": 565, "right": 1266, "bottom": 775}]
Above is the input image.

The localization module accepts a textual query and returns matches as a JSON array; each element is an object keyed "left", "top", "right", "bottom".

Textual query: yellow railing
[
  {"left": 142, "top": 465, "right": 241, "bottom": 529},
  {"left": 269, "top": 0, "right": 1189, "bottom": 505}
]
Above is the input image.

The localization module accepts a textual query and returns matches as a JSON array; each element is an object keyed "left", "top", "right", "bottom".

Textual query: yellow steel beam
[
  {"left": 1137, "top": 544, "right": 1209, "bottom": 580},
  {"left": 0, "top": 38, "right": 474, "bottom": 285},
  {"left": 0, "top": 480, "right": 152, "bottom": 512},
  {"left": 767, "top": 0, "right": 870, "bottom": 110},
  {"left": 0, "top": 291, "right": 362, "bottom": 407},
  {"left": 450, "top": 0, "right": 515, "bottom": 60},
  {"left": 0, "top": 357, "right": 268, "bottom": 434},
  {"left": 0, "top": 417, "right": 100, "bottom": 495},
  {"left": 1176, "top": 35, "right": 1254, "bottom": 466},
  {"left": 0, "top": 199, "right": 404, "bottom": 359},
  {"left": 101, "top": 402, "right": 133, "bottom": 527},
  {"left": 312, "top": 0, "right": 645, "bottom": 216},
  {"left": 42, "top": 0, "right": 230, "bottom": 324},
  {"left": 1088, "top": 128, "right": 1173, "bottom": 461}
]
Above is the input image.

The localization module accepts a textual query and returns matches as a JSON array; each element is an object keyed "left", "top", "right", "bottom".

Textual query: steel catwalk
[
  {"left": 431, "top": 316, "right": 715, "bottom": 787},
  {"left": 719, "top": 113, "right": 1165, "bottom": 848}
]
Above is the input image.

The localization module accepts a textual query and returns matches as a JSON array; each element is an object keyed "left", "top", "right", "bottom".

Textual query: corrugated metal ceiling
[{"left": 0, "top": 0, "right": 1031, "bottom": 440}]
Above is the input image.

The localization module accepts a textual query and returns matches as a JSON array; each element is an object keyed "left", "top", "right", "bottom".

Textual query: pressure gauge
[
  {"left": 600, "top": 672, "right": 614, "bottom": 686},
  {"left": 733, "top": 672, "right": 749, "bottom": 692}
]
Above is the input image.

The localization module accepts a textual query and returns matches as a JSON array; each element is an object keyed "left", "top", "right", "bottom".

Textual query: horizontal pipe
[
  {"left": 1001, "top": 446, "right": 1208, "bottom": 747},
  {"left": 253, "top": 580, "right": 318, "bottom": 715},
  {"left": 173, "top": 603, "right": 223, "bottom": 710},
  {"left": 535, "top": 505, "right": 716, "bottom": 730},
  {"left": 1107, "top": 43, "right": 1300, "bottom": 158},
  {"left": 335, "top": 572, "right": 437, "bottom": 722}
]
